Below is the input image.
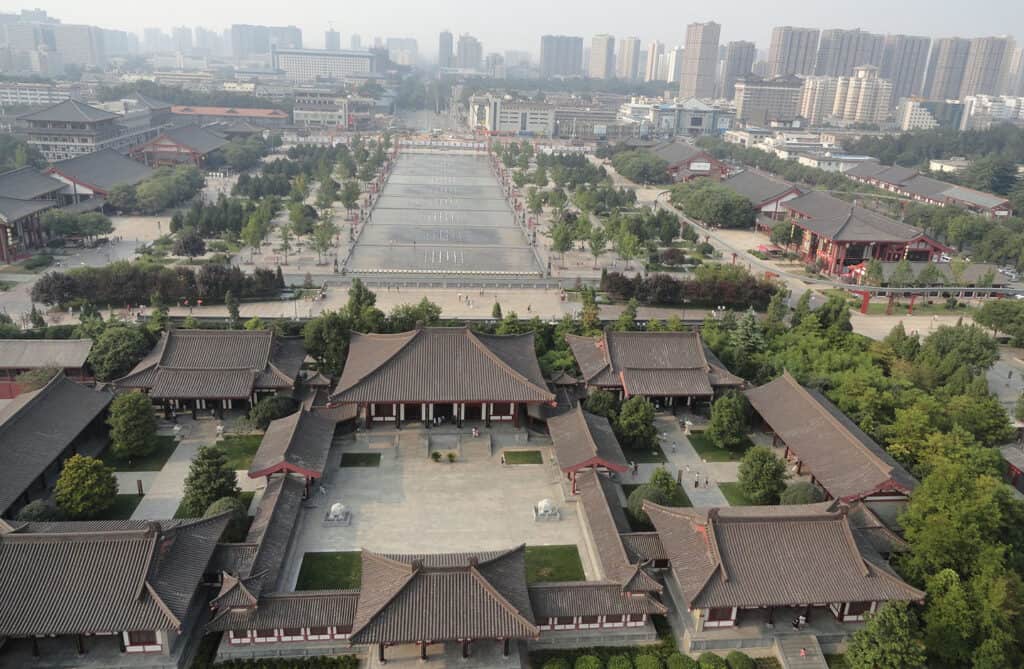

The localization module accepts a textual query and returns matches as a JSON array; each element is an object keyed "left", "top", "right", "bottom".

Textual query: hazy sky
[{"left": 19, "top": 0, "right": 1024, "bottom": 56}]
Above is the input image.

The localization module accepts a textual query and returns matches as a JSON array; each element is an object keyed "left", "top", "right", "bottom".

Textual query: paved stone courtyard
[
  {"left": 280, "top": 428, "right": 595, "bottom": 590},
  {"left": 345, "top": 153, "right": 542, "bottom": 275}
]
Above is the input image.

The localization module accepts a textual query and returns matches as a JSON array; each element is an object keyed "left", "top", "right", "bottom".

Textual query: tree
[
  {"left": 846, "top": 602, "right": 926, "bottom": 669},
  {"left": 615, "top": 231, "right": 640, "bottom": 270},
  {"left": 249, "top": 395, "right": 299, "bottom": 430},
  {"left": 923, "top": 569, "right": 976, "bottom": 668},
  {"left": 54, "top": 454, "right": 118, "bottom": 519},
  {"left": 492, "top": 302, "right": 503, "bottom": 319},
  {"left": 16, "top": 499, "right": 65, "bottom": 522},
  {"left": 387, "top": 298, "right": 442, "bottom": 332},
  {"left": 178, "top": 446, "right": 240, "bottom": 518},
  {"left": 779, "top": 481, "right": 825, "bottom": 505},
  {"left": 769, "top": 222, "right": 795, "bottom": 248},
  {"left": 584, "top": 389, "right": 620, "bottom": 421},
  {"left": 303, "top": 310, "right": 353, "bottom": 376},
  {"left": 173, "top": 227, "right": 206, "bottom": 257},
  {"left": 340, "top": 180, "right": 361, "bottom": 212},
  {"left": 612, "top": 298, "right": 639, "bottom": 332},
  {"left": 15, "top": 366, "right": 59, "bottom": 391},
  {"left": 278, "top": 223, "right": 293, "bottom": 264},
  {"left": 241, "top": 214, "right": 266, "bottom": 262},
  {"left": 108, "top": 392, "right": 157, "bottom": 462},
  {"left": 724, "top": 652, "right": 755, "bottom": 669},
  {"left": 89, "top": 325, "right": 151, "bottom": 381},
  {"left": 863, "top": 258, "right": 885, "bottom": 286},
  {"left": 312, "top": 219, "right": 337, "bottom": 264},
  {"left": 205, "top": 496, "right": 249, "bottom": 542},
  {"left": 737, "top": 446, "right": 788, "bottom": 505},
  {"left": 610, "top": 150, "right": 669, "bottom": 184},
  {"left": 225, "top": 290, "right": 240, "bottom": 327},
  {"left": 705, "top": 391, "right": 750, "bottom": 451},
  {"left": 615, "top": 396, "right": 657, "bottom": 451},
  {"left": 627, "top": 481, "right": 669, "bottom": 525},
  {"left": 889, "top": 258, "right": 916, "bottom": 287}
]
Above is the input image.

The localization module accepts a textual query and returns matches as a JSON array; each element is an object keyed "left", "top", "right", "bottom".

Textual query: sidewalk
[{"left": 624, "top": 414, "right": 729, "bottom": 507}]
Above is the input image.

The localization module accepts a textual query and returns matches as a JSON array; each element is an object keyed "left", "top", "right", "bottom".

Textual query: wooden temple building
[
  {"left": 549, "top": 406, "right": 629, "bottom": 493},
  {"left": 566, "top": 331, "right": 743, "bottom": 408},
  {"left": 114, "top": 330, "right": 304, "bottom": 417},
  {"left": 0, "top": 338, "right": 94, "bottom": 399},
  {"left": 329, "top": 327, "right": 555, "bottom": 428}
]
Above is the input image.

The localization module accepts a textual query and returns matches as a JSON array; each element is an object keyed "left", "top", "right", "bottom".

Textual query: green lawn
[
  {"left": 719, "top": 482, "right": 760, "bottom": 506},
  {"left": 503, "top": 450, "right": 543, "bottom": 465},
  {"left": 524, "top": 545, "right": 585, "bottom": 583},
  {"left": 218, "top": 434, "right": 264, "bottom": 470},
  {"left": 101, "top": 435, "right": 179, "bottom": 471},
  {"left": 341, "top": 452, "right": 382, "bottom": 467},
  {"left": 99, "top": 494, "right": 143, "bottom": 520},
  {"left": 688, "top": 432, "right": 751, "bottom": 462},
  {"left": 296, "top": 551, "right": 362, "bottom": 590}
]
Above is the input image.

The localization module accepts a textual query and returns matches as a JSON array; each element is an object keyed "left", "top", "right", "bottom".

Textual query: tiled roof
[
  {"left": 49, "top": 149, "right": 154, "bottom": 194},
  {"left": 575, "top": 469, "right": 661, "bottom": 594},
  {"left": 0, "top": 375, "right": 112, "bottom": 514},
  {"left": 350, "top": 548, "right": 538, "bottom": 644},
  {"left": 0, "top": 338, "right": 92, "bottom": 369},
  {"left": 115, "top": 330, "right": 300, "bottom": 398},
  {"left": 18, "top": 99, "right": 118, "bottom": 123},
  {"left": 940, "top": 184, "right": 1009, "bottom": 209},
  {"left": 332, "top": 328, "right": 554, "bottom": 404},
  {"left": 171, "top": 105, "right": 289, "bottom": 119},
  {"left": 0, "top": 514, "right": 228, "bottom": 636},
  {"left": 0, "top": 195, "right": 54, "bottom": 223},
  {"left": 248, "top": 409, "right": 334, "bottom": 478},
  {"left": 745, "top": 372, "right": 917, "bottom": 501},
  {"left": 245, "top": 474, "right": 306, "bottom": 593},
  {"left": 645, "top": 502, "right": 924, "bottom": 610},
  {"left": 157, "top": 125, "right": 230, "bottom": 154},
  {"left": 847, "top": 163, "right": 1010, "bottom": 211},
  {"left": 783, "top": 191, "right": 926, "bottom": 243},
  {"left": 548, "top": 406, "right": 628, "bottom": 473},
  {"left": 620, "top": 532, "right": 666, "bottom": 562},
  {"left": 721, "top": 170, "right": 800, "bottom": 206},
  {"left": 208, "top": 590, "right": 360, "bottom": 632},
  {"left": 210, "top": 542, "right": 258, "bottom": 575},
  {"left": 0, "top": 167, "right": 65, "bottom": 200},
  {"left": 528, "top": 582, "right": 666, "bottom": 617},
  {"left": 567, "top": 331, "right": 722, "bottom": 396},
  {"left": 650, "top": 141, "right": 708, "bottom": 165}
]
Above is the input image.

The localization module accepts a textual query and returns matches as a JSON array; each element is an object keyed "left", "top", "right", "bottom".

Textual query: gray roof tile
[
  {"left": 528, "top": 582, "right": 666, "bottom": 617},
  {"left": 0, "top": 167, "right": 65, "bottom": 200},
  {"left": 49, "top": 149, "right": 154, "bottom": 194},
  {"left": 248, "top": 409, "right": 334, "bottom": 478},
  {"left": 0, "top": 339, "right": 92, "bottom": 369},
  {"left": 548, "top": 406, "right": 628, "bottom": 473}
]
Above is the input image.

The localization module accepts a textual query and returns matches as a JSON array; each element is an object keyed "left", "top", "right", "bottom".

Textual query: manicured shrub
[
  {"left": 698, "top": 653, "right": 727, "bottom": 669},
  {"left": 15, "top": 500, "right": 65, "bottom": 522},
  {"left": 725, "top": 651, "right": 755, "bottom": 669},
  {"left": 204, "top": 496, "right": 249, "bottom": 542},
  {"left": 666, "top": 653, "right": 699, "bottom": 669},
  {"left": 634, "top": 654, "right": 663, "bottom": 669},
  {"left": 608, "top": 654, "right": 633, "bottom": 669},
  {"left": 575, "top": 655, "right": 603, "bottom": 669},
  {"left": 543, "top": 659, "right": 570, "bottom": 669}
]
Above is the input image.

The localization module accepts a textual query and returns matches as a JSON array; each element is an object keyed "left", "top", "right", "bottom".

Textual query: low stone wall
[{"left": 528, "top": 623, "right": 660, "bottom": 650}]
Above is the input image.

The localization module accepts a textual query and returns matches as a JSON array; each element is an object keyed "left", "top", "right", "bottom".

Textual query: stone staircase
[
  {"left": 429, "top": 433, "right": 461, "bottom": 457},
  {"left": 397, "top": 432, "right": 428, "bottom": 459},
  {"left": 461, "top": 434, "right": 493, "bottom": 459},
  {"left": 775, "top": 635, "right": 828, "bottom": 669}
]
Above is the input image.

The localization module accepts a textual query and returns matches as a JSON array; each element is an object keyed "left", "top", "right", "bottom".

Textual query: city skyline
[{"left": 10, "top": 0, "right": 1023, "bottom": 57}]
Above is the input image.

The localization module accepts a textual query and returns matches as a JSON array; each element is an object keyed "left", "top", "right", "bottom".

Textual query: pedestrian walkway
[
  {"left": 626, "top": 415, "right": 730, "bottom": 507},
  {"left": 130, "top": 419, "right": 221, "bottom": 520}
]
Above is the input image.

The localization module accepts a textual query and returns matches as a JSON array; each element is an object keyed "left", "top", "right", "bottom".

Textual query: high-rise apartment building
[
  {"left": 832, "top": 65, "right": 893, "bottom": 123},
  {"left": 880, "top": 34, "right": 930, "bottom": 104},
  {"left": 768, "top": 26, "right": 819, "bottom": 76},
  {"left": 351, "top": 34, "right": 362, "bottom": 50},
  {"left": 171, "top": 27, "right": 192, "bottom": 54},
  {"left": 539, "top": 35, "right": 583, "bottom": 77},
  {"left": 645, "top": 41, "right": 665, "bottom": 82},
  {"left": 897, "top": 98, "right": 965, "bottom": 130},
  {"left": 325, "top": 29, "right": 341, "bottom": 51},
  {"left": 800, "top": 77, "right": 840, "bottom": 124},
  {"left": 438, "top": 30, "right": 453, "bottom": 67},
  {"left": 815, "top": 28, "right": 883, "bottom": 76},
  {"left": 386, "top": 38, "right": 418, "bottom": 66},
  {"left": 722, "top": 41, "right": 756, "bottom": 100},
  {"left": 666, "top": 46, "right": 685, "bottom": 84},
  {"left": 734, "top": 75, "right": 804, "bottom": 125},
  {"left": 51, "top": 24, "right": 105, "bottom": 67},
  {"left": 679, "top": 22, "right": 721, "bottom": 98},
  {"left": 456, "top": 33, "right": 482, "bottom": 70},
  {"left": 231, "top": 24, "right": 269, "bottom": 59},
  {"left": 960, "top": 36, "right": 1015, "bottom": 97},
  {"left": 616, "top": 36, "right": 641, "bottom": 80},
  {"left": 1008, "top": 48, "right": 1024, "bottom": 96},
  {"left": 923, "top": 37, "right": 971, "bottom": 100},
  {"left": 589, "top": 34, "right": 615, "bottom": 79},
  {"left": 269, "top": 26, "right": 302, "bottom": 50},
  {"left": 194, "top": 27, "right": 222, "bottom": 56}
]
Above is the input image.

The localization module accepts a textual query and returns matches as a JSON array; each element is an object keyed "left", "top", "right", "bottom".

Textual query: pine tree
[{"left": 178, "top": 446, "right": 240, "bottom": 518}]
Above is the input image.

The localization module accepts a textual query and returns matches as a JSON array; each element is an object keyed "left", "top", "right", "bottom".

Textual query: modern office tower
[
  {"left": 960, "top": 36, "right": 1016, "bottom": 97},
  {"left": 351, "top": 34, "right": 362, "bottom": 50},
  {"left": 815, "top": 28, "right": 884, "bottom": 76},
  {"left": 456, "top": 33, "right": 482, "bottom": 70},
  {"left": 1008, "top": 48, "right": 1024, "bottom": 96},
  {"left": 832, "top": 65, "right": 893, "bottom": 123},
  {"left": 666, "top": 46, "right": 684, "bottom": 84},
  {"left": 438, "top": 30, "right": 453, "bottom": 67},
  {"left": 880, "top": 34, "right": 931, "bottom": 104},
  {"left": 269, "top": 26, "right": 302, "bottom": 49},
  {"left": 272, "top": 48, "right": 376, "bottom": 81},
  {"left": 923, "top": 37, "right": 971, "bottom": 99},
  {"left": 656, "top": 52, "right": 671, "bottom": 81},
  {"left": 325, "top": 29, "right": 341, "bottom": 51},
  {"left": 679, "top": 21, "right": 721, "bottom": 98},
  {"left": 230, "top": 24, "right": 269, "bottom": 59},
  {"left": 645, "top": 41, "right": 665, "bottom": 81},
  {"left": 722, "top": 41, "right": 756, "bottom": 99},
  {"left": 171, "top": 26, "right": 192, "bottom": 54},
  {"left": 616, "top": 36, "right": 641, "bottom": 80},
  {"left": 589, "top": 34, "right": 615, "bottom": 79},
  {"left": 194, "top": 27, "right": 222, "bottom": 56},
  {"left": 539, "top": 35, "right": 583, "bottom": 77},
  {"left": 768, "top": 26, "right": 819, "bottom": 76},
  {"left": 800, "top": 76, "right": 840, "bottom": 124},
  {"left": 51, "top": 24, "right": 105, "bottom": 67},
  {"left": 734, "top": 75, "right": 803, "bottom": 125}
]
